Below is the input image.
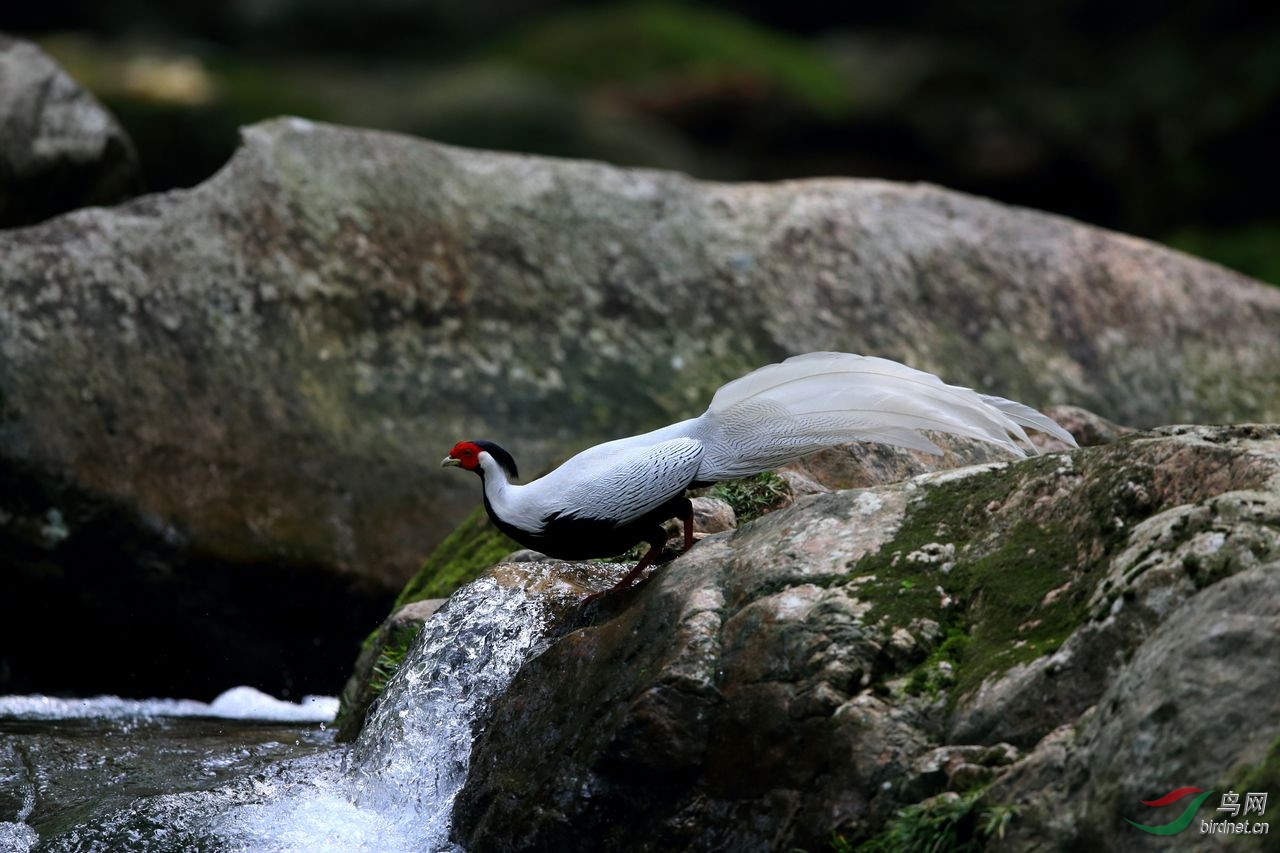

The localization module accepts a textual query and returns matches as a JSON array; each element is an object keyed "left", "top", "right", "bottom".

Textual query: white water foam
[
  {"left": 0, "top": 822, "right": 38, "bottom": 853},
  {"left": 0, "top": 686, "right": 338, "bottom": 723},
  {"left": 0, "top": 736, "right": 38, "bottom": 852}
]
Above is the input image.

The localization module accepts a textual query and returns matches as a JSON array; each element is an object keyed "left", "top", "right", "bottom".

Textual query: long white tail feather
[
  {"left": 694, "top": 352, "right": 1076, "bottom": 482},
  {"left": 979, "top": 394, "right": 1078, "bottom": 446}
]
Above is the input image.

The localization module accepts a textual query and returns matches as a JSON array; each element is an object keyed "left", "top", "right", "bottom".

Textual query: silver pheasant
[{"left": 443, "top": 352, "right": 1077, "bottom": 597}]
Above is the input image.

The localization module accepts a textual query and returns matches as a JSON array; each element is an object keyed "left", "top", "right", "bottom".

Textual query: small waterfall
[
  {"left": 345, "top": 576, "right": 557, "bottom": 849},
  {"left": 212, "top": 573, "right": 568, "bottom": 852}
]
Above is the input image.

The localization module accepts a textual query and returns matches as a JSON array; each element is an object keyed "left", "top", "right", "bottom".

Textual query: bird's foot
[
  {"left": 580, "top": 576, "right": 639, "bottom": 607},
  {"left": 580, "top": 587, "right": 612, "bottom": 607}
]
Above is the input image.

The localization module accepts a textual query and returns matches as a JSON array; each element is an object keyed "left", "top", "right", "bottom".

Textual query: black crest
[{"left": 472, "top": 440, "right": 520, "bottom": 480}]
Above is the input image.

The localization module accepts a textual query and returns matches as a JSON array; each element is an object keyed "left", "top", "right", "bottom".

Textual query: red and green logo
[{"left": 1125, "top": 787, "right": 1214, "bottom": 835}]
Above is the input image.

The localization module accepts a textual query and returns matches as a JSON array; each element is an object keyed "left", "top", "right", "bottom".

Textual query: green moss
[
  {"left": 948, "top": 519, "right": 1081, "bottom": 696},
  {"left": 856, "top": 789, "right": 1016, "bottom": 852},
  {"left": 1212, "top": 737, "right": 1280, "bottom": 849},
  {"left": 494, "top": 2, "right": 852, "bottom": 116},
  {"left": 711, "top": 471, "right": 792, "bottom": 524},
  {"left": 905, "top": 629, "right": 970, "bottom": 698},
  {"left": 847, "top": 447, "right": 1173, "bottom": 701},
  {"left": 1228, "top": 736, "right": 1280, "bottom": 798},
  {"left": 394, "top": 506, "right": 519, "bottom": 607},
  {"left": 1183, "top": 547, "right": 1243, "bottom": 590},
  {"left": 845, "top": 462, "right": 1040, "bottom": 673}
]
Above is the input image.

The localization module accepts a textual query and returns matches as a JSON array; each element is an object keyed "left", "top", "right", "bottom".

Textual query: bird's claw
[
  {"left": 580, "top": 582, "right": 627, "bottom": 608},
  {"left": 580, "top": 588, "right": 608, "bottom": 607}
]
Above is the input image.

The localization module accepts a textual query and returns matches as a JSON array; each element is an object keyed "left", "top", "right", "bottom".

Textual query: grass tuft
[
  {"left": 856, "top": 790, "right": 1017, "bottom": 853},
  {"left": 711, "top": 471, "right": 793, "bottom": 524}
]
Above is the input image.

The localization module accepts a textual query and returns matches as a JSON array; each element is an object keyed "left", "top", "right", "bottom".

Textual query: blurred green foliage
[
  {"left": 493, "top": 3, "right": 852, "bottom": 116},
  {"left": 1166, "top": 222, "right": 1280, "bottom": 286},
  {"left": 8, "top": 1, "right": 1280, "bottom": 284}
]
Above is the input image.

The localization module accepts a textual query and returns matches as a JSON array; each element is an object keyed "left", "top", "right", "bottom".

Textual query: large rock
[
  {"left": 2, "top": 118, "right": 1278, "bottom": 598},
  {"left": 452, "top": 425, "right": 1280, "bottom": 851},
  {"left": 0, "top": 35, "right": 139, "bottom": 227}
]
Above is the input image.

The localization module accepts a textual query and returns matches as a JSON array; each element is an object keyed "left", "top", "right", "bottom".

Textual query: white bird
[{"left": 443, "top": 352, "right": 1077, "bottom": 598}]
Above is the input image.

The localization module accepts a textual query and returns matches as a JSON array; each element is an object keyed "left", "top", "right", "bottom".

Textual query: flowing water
[{"left": 1, "top": 572, "right": 581, "bottom": 852}]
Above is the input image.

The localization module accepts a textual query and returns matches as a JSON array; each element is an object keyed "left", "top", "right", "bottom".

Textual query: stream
[{"left": 1, "top": 575, "right": 562, "bottom": 852}]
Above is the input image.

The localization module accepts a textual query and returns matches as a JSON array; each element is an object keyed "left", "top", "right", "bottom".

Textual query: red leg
[
  {"left": 677, "top": 497, "right": 694, "bottom": 551},
  {"left": 583, "top": 527, "right": 668, "bottom": 604},
  {"left": 605, "top": 541, "right": 661, "bottom": 592}
]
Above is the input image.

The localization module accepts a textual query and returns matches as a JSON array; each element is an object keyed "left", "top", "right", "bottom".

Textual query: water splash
[
  {"left": 0, "top": 738, "right": 38, "bottom": 853},
  {"left": 213, "top": 574, "right": 566, "bottom": 852}
]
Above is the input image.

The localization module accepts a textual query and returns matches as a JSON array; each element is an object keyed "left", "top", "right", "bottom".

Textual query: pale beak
[{"left": 441, "top": 455, "right": 461, "bottom": 468}]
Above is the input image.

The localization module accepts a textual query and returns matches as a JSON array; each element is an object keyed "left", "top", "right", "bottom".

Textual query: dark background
[{"left": 5, "top": 0, "right": 1278, "bottom": 284}]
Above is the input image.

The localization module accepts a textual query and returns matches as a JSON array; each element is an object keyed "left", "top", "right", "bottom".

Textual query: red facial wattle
[{"left": 449, "top": 441, "right": 482, "bottom": 470}]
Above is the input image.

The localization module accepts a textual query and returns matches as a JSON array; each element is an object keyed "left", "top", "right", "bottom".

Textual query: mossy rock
[
  {"left": 855, "top": 787, "right": 1017, "bottom": 853},
  {"left": 451, "top": 426, "right": 1280, "bottom": 852},
  {"left": 846, "top": 454, "right": 1094, "bottom": 703}
]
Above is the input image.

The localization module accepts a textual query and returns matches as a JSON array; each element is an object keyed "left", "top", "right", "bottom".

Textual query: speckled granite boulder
[{"left": 1, "top": 117, "right": 1277, "bottom": 594}]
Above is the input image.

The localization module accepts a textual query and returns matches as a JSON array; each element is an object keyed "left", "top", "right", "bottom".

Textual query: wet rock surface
[{"left": 452, "top": 426, "right": 1280, "bottom": 851}]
